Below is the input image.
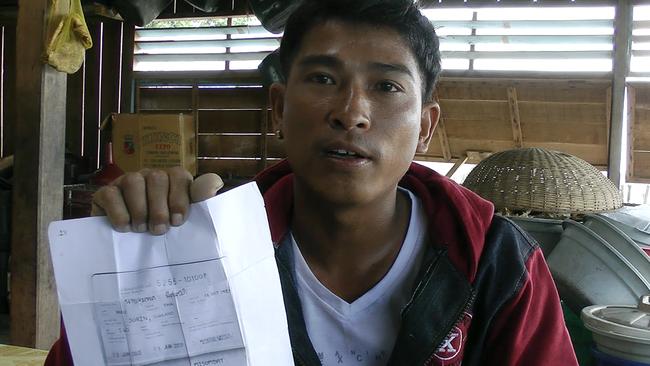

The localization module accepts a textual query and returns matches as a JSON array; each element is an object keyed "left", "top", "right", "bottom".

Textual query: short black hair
[{"left": 278, "top": 0, "right": 441, "bottom": 102}]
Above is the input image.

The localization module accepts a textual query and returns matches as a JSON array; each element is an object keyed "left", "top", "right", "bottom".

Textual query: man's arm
[{"left": 482, "top": 248, "right": 578, "bottom": 365}]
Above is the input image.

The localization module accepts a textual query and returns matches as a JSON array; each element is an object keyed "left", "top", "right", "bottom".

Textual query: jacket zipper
[{"left": 422, "top": 290, "right": 476, "bottom": 366}]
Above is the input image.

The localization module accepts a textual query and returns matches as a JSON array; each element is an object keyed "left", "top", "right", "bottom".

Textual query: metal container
[
  {"left": 509, "top": 216, "right": 563, "bottom": 257},
  {"left": 582, "top": 296, "right": 650, "bottom": 364},
  {"left": 547, "top": 220, "right": 650, "bottom": 314}
]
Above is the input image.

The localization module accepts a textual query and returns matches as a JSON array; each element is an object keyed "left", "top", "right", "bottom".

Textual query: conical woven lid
[{"left": 463, "top": 148, "right": 623, "bottom": 214}]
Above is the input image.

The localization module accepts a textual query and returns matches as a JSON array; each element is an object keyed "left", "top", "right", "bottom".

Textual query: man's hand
[{"left": 91, "top": 167, "right": 224, "bottom": 235}]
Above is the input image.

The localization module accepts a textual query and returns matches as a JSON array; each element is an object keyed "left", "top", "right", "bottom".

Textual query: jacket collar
[{"left": 254, "top": 160, "right": 494, "bottom": 283}]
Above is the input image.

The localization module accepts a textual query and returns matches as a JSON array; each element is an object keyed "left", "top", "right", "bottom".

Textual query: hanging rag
[{"left": 43, "top": 0, "right": 93, "bottom": 74}]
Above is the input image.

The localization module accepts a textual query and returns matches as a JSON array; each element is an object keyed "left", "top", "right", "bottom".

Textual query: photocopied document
[{"left": 48, "top": 182, "right": 294, "bottom": 366}]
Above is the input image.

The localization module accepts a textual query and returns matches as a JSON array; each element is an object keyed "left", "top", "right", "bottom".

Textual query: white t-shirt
[{"left": 291, "top": 188, "right": 427, "bottom": 366}]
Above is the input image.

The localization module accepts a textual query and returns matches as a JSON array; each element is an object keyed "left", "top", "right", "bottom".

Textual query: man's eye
[
  {"left": 377, "top": 81, "right": 401, "bottom": 93},
  {"left": 309, "top": 74, "right": 335, "bottom": 85}
]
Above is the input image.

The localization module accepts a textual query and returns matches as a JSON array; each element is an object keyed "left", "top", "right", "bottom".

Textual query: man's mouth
[{"left": 326, "top": 149, "right": 365, "bottom": 159}]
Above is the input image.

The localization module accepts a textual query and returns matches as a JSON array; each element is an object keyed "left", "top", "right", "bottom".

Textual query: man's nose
[{"left": 328, "top": 84, "right": 371, "bottom": 131}]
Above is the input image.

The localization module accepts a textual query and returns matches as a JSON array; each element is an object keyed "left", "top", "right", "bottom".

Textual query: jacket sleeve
[
  {"left": 45, "top": 322, "right": 73, "bottom": 366},
  {"left": 482, "top": 248, "right": 578, "bottom": 365}
]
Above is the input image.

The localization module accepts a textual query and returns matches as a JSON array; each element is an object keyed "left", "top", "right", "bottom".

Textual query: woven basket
[{"left": 463, "top": 148, "right": 623, "bottom": 215}]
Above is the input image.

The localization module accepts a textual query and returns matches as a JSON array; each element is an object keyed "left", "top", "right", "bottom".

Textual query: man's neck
[{"left": 291, "top": 183, "right": 411, "bottom": 302}]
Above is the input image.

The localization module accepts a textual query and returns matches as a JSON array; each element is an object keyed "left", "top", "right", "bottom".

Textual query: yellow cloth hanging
[{"left": 43, "top": 0, "right": 93, "bottom": 74}]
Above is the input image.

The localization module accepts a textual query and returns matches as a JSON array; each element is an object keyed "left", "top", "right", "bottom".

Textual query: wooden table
[{"left": 0, "top": 344, "right": 48, "bottom": 365}]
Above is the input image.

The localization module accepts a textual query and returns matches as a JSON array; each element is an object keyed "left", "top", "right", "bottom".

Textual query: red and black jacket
[{"left": 46, "top": 160, "right": 578, "bottom": 366}]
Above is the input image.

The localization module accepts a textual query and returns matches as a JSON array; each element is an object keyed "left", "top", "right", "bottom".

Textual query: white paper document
[{"left": 49, "top": 182, "right": 294, "bottom": 366}]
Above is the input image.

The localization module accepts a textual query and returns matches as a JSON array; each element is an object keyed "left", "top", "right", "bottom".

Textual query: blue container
[{"left": 593, "top": 348, "right": 650, "bottom": 366}]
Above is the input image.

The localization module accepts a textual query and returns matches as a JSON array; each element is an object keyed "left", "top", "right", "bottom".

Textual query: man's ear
[
  {"left": 269, "top": 82, "right": 286, "bottom": 136},
  {"left": 417, "top": 102, "right": 440, "bottom": 153}
]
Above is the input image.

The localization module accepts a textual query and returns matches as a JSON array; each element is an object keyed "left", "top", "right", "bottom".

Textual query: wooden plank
[
  {"left": 507, "top": 87, "right": 523, "bottom": 148},
  {"left": 439, "top": 100, "right": 510, "bottom": 122},
  {"left": 443, "top": 119, "right": 512, "bottom": 141},
  {"left": 99, "top": 20, "right": 123, "bottom": 162},
  {"left": 447, "top": 139, "right": 607, "bottom": 166},
  {"left": 198, "top": 110, "right": 265, "bottom": 133},
  {"left": 627, "top": 87, "right": 637, "bottom": 181},
  {"left": 635, "top": 87, "right": 650, "bottom": 104},
  {"left": 520, "top": 122, "right": 607, "bottom": 145},
  {"left": 518, "top": 101, "right": 607, "bottom": 124},
  {"left": 605, "top": 86, "right": 612, "bottom": 150},
  {"left": 446, "top": 154, "right": 469, "bottom": 178},
  {"left": 12, "top": 0, "right": 66, "bottom": 349},
  {"left": 437, "top": 81, "right": 508, "bottom": 101},
  {"left": 83, "top": 20, "right": 102, "bottom": 168},
  {"left": 438, "top": 79, "right": 609, "bottom": 103},
  {"left": 2, "top": 24, "right": 15, "bottom": 156},
  {"left": 515, "top": 83, "right": 608, "bottom": 103},
  {"left": 198, "top": 87, "right": 265, "bottom": 109},
  {"left": 138, "top": 87, "right": 193, "bottom": 110},
  {"left": 632, "top": 152, "right": 650, "bottom": 180},
  {"left": 120, "top": 23, "right": 136, "bottom": 113}
]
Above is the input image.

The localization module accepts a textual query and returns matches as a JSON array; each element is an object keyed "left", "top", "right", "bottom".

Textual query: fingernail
[
  {"left": 171, "top": 213, "right": 183, "bottom": 226},
  {"left": 153, "top": 224, "right": 168, "bottom": 236},
  {"left": 117, "top": 224, "right": 131, "bottom": 233},
  {"left": 135, "top": 223, "right": 147, "bottom": 233}
]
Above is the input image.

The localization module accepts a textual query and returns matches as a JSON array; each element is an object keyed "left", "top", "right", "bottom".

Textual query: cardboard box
[{"left": 105, "top": 113, "right": 196, "bottom": 176}]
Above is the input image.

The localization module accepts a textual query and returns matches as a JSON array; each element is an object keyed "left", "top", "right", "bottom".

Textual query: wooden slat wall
[
  {"left": 137, "top": 84, "right": 282, "bottom": 184},
  {"left": 420, "top": 78, "right": 611, "bottom": 167},
  {"left": 629, "top": 85, "right": 650, "bottom": 183},
  {"left": 136, "top": 77, "right": 612, "bottom": 186},
  {"left": 65, "top": 19, "right": 135, "bottom": 171}
]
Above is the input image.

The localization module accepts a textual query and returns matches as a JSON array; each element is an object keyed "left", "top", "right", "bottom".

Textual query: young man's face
[{"left": 271, "top": 20, "right": 440, "bottom": 205}]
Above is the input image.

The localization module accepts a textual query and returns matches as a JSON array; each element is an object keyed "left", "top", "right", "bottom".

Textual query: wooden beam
[
  {"left": 11, "top": 0, "right": 67, "bottom": 349},
  {"left": 436, "top": 117, "right": 452, "bottom": 162},
  {"left": 446, "top": 154, "right": 469, "bottom": 178},
  {"left": 605, "top": 86, "right": 612, "bottom": 149},
  {"left": 119, "top": 23, "right": 136, "bottom": 113},
  {"left": 627, "top": 87, "right": 636, "bottom": 181},
  {"left": 507, "top": 87, "right": 524, "bottom": 148},
  {"left": 608, "top": 0, "right": 633, "bottom": 188},
  {"left": 433, "top": 91, "right": 452, "bottom": 162}
]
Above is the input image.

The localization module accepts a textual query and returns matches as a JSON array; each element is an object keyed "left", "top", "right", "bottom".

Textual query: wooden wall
[
  {"left": 424, "top": 78, "right": 612, "bottom": 168},
  {"left": 136, "top": 83, "right": 281, "bottom": 186},
  {"left": 628, "top": 85, "right": 650, "bottom": 183},
  {"left": 66, "top": 17, "right": 134, "bottom": 171},
  {"left": 133, "top": 76, "right": 613, "bottom": 186}
]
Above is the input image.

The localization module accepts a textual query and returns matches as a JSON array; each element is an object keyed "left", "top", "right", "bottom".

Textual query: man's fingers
[
  {"left": 167, "top": 167, "right": 193, "bottom": 226},
  {"left": 145, "top": 170, "right": 171, "bottom": 235},
  {"left": 118, "top": 172, "right": 148, "bottom": 233},
  {"left": 92, "top": 186, "right": 131, "bottom": 232},
  {"left": 190, "top": 173, "right": 224, "bottom": 203}
]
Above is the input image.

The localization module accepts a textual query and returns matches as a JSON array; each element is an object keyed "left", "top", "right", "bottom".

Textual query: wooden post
[
  {"left": 446, "top": 154, "right": 469, "bottom": 179},
  {"left": 11, "top": 0, "right": 68, "bottom": 349},
  {"left": 507, "top": 87, "right": 524, "bottom": 148},
  {"left": 608, "top": 0, "right": 633, "bottom": 189},
  {"left": 627, "top": 87, "right": 636, "bottom": 182}
]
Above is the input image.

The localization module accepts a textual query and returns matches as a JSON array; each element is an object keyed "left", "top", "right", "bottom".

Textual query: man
[{"left": 47, "top": 1, "right": 579, "bottom": 365}]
